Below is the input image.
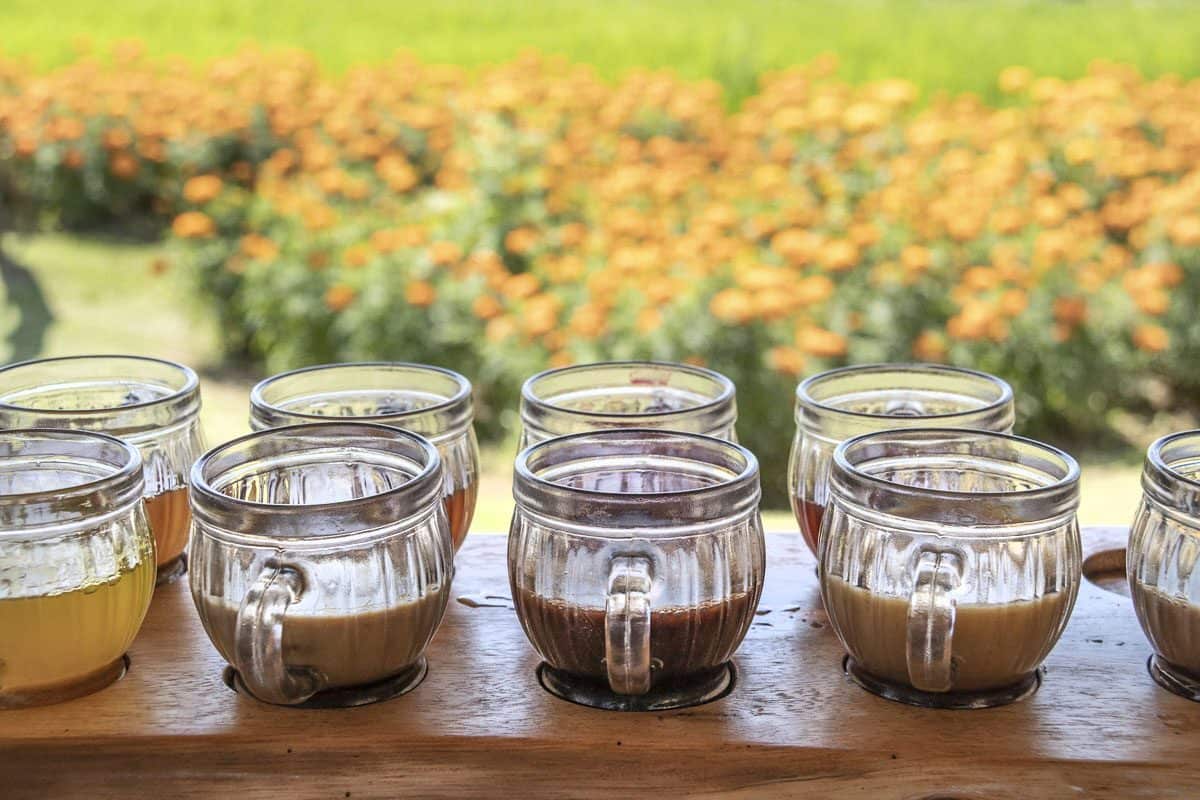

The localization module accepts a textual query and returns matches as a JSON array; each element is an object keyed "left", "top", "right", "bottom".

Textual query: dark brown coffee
[{"left": 514, "top": 587, "right": 755, "bottom": 690}]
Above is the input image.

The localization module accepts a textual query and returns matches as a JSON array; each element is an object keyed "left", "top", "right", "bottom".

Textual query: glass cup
[
  {"left": 519, "top": 361, "right": 737, "bottom": 447},
  {"left": 249, "top": 363, "right": 478, "bottom": 553},
  {"left": 789, "top": 363, "right": 1014, "bottom": 556},
  {"left": 0, "top": 355, "right": 207, "bottom": 583},
  {"left": 1129, "top": 430, "right": 1200, "bottom": 701},
  {"left": 188, "top": 422, "right": 453, "bottom": 708},
  {"left": 0, "top": 429, "right": 155, "bottom": 708},
  {"left": 821, "top": 428, "right": 1081, "bottom": 709},
  {"left": 510, "top": 429, "right": 765, "bottom": 711}
]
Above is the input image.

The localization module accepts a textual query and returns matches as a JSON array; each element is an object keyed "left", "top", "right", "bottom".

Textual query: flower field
[{"left": 3, "top": 48, "right": 1199, "bottom": 501}]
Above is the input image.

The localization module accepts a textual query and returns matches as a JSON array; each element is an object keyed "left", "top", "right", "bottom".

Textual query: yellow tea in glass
[{"left": 0, "top": 430, "right": 155, "bottom": 708}]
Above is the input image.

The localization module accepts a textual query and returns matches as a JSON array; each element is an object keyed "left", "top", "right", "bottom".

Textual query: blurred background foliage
[{"left": 2, "top": 0, "right": 1197, "bottom": 521}]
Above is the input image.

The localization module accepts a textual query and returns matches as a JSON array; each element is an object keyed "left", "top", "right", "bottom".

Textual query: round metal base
[
  {"left": 155, "top": 552, "right": 188, "bottom": 586},
  {"left": 843, "top": 656, "right": 1042, "bottom": 709},
  {"left": 223, "top": 657, "right": 428, "bottom": 708},
  {"left": 0, "top": 654, "right": 129, "bottom": 709},
  {"left": 536, "top": 662, "right": 735, "bottom": 712},
  {"left": 1148, "top": 655, "right": 1200, "bottom": 702}
]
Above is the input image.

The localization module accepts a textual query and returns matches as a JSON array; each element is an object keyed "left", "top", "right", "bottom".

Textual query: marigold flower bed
[{"left": 2, "top": 48, "right": 1198, "bottom": 500}]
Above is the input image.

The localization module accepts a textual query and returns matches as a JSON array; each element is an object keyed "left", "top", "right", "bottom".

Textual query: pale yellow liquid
[{"left": 0, "top": 560, "right": 155, "bottom": 706}]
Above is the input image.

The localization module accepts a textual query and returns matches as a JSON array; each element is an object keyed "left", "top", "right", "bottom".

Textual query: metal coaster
[
  {"left": 223, "top": 657, "right": 428, "bottom": 708},
  {"left": 1148, "top": 655, "right": 1200, "bottom": 702},
  {"left": 536, "top": 661, "right": 735, "bottom": 712},
  {"left": 843, "top": 655, "right": 1041, "bottom": 709}
]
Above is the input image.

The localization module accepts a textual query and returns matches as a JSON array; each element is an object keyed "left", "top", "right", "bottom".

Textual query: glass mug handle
[
  {"left": 235, "top": 558, "right": 323, "bottom": 705},
  {"left": 605, "top": 554, "right": 654, "bottom": 695},
  {"left": 906, "top": 548, "right": 963, "bottom": 692}
]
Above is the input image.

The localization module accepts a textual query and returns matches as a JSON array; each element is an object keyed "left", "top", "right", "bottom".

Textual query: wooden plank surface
[{"left": 1, "top": 528, "right": 1197, "bottom": 799}]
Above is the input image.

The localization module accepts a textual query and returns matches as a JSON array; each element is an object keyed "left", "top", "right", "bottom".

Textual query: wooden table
[{"left": 2, "top": 528, "right": 1197, "bottom": 799}]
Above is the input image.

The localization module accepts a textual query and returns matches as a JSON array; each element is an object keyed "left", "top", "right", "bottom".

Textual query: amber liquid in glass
[
  {"left": 144, "top": 487, "right": 192, "bottom": 569},
  {"left": 514, "top": 587, "right": 755, "bottom": 689},
  {"left": 444, "top": 482, "right": 478, "bottom": 552},
  {"left": 0, "top": 559, "right": 155, "bottom": 708},
  {"left": 797, "top": 499, "right": 825, "bottom": 554}
]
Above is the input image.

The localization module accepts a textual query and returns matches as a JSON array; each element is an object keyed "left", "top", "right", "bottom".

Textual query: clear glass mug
[
  {"left": 0, "top": 429, "right": 155, "bottom": 708},
  {"left": 789, "top": 363, "right": 1014, "bottom": 556},
  {"left": 0, "top": 355, "right": 207, "bottom": 583},
  {"left": 188, "top": 422, "right": 453, "bottom": 708},
  {"left": 250, "top": 363, "right": 479, "bottom": 553},
  {"left": 821, "top": 428, "right": 1081, "bottom": 709},
  {"left": 519, "top": 361, "right": 737, "bottom": 447},
  {"left": 1129, "top": 430, "right": 1200, "bottom": 701},
  {"left": 510, "top": 429, "right": 765, "bottom": 711}
]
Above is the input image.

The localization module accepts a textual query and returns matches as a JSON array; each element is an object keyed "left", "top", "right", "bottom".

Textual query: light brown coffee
[
  {"left": 824, "top": 575, "right": 1072, "bottom": 692},
  {"left": 199, "top": 587, "right": 448, "bottom": 689},
  {"left": 1134, "top": 585, "right": 1200, "bottom": 678}
]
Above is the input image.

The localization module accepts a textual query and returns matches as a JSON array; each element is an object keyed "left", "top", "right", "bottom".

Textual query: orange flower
[
  {"left": 1052, "top": 296, "right": 1088, "bottom": 326},
  {"left": 767, "top": 345, "right": 806, "bottom": 377},
  {"left": 636, "top": 307, "right": 663, "bottom": 334},
  {"left": 405, "top": 280, "right": 437, "bottom": 307},
  {"left": 240, "top": 234, "right": 280, "bottom": 262},
  {"left": 912, "top": 330, "right": 947, "bottom": 362},
  {"left": 324, "top": 284, "right": 357, "bottom": 312},
  {"left": 1133, "top": 324, "right": 1170, "bottom": 353},
  {"left": 343, "top": 243, "right": 373, "bottom": 268},
  {"left": 429, "top": 241, "right": 463, "bottom": 267},
  {"left": 505, "top": 227, "right": 540, "bottom": 256},
  {"left": 502, "top": 273, "right": 540, "bottom": 300},
  {"left": 709, "top": 288, "right": 755, "bottom": 324},
  {"left": 1134, "top": 289, "right": 1170, "bottom": 316},
  {"left": 109, "top": 151, "right": 140, "bottom": 180},
  {"left": 797, "top": 326, "right": 848, "bottom": 358},
  {"left": 1168, "top": 215, "right": 1200, "bottom": 247},
  {"left": 819, "top": 239, "right": 859, "bottom": 272},
  {"left": 486, "top": 316, "right": 518, "bottom": 342},
  {"left": 171, "top": 211, "right": 216, "bottom": 239},
  {"left": 183, "top": 175, "right": 223, "bottom": 204},
  {"left": 472, "top": 294, "right": 503, "bottom": 320}
]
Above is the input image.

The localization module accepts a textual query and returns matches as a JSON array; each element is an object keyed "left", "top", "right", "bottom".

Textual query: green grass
[
  {"left": 0, "top": 232, "right": 1146, "bottom": 527},
  {"left": 1, "top": 1, "right": 1199, "bottom": 104}
]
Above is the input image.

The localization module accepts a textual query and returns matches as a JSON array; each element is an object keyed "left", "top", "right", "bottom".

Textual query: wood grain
[{"left": 1, "top": 528, "right": 1197, "bottom": 799}]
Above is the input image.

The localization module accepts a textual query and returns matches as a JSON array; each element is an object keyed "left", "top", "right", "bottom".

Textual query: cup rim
[
  {"left": 796, "top": 362, "right": 1014, "bottom": 421},
  {"left": 521, "top": 360, "right": 735, "bottom": 421},
  {"left": 249, "top": 361, "right": 472, "bottom": 425},
  {"left": 834, "top": 427, "right": 1079, "bottom": 500},
  {"left": 0, "top": 427, "right": 143, "bottom": 505},
  {"left": 514, "top": 427, "right": 757, "bottom": 501},
  {"left": 0, "top": 354, "right": 199, "bottom": 416},
  {"left": 190, "top": 421, "right": 442, "bottom": 524},
  {"left": 1147, "top": 430, "right": 1200, "bottom": 491}
]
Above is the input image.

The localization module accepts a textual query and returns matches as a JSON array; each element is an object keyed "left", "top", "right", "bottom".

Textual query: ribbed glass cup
[
  {"left": 250, "top": 362, "right": 478, "bottom": 553},
  {"left": 0, "top": 355, "right": 206, "bottom": 583},
  {"left": 0, "top": 429, "right": 155, "bottom": 708},
  {"left": 1129, "top": 430, "right": 1200, "bottom": 701},
  {"left": 189, "top": 422, "right": 452, "bottom": 708},
  {"left": 789, "top": 363, "right": 1014, "bottom": 556},
  {"left": 519, "top": 361, "right": 737, "bottom": 447},
  {"left": 822, "top": 428, "right": 1081, "bottom": 709},
  {"left": 510, "top": 429, "right": 765, "bottom": 711}
]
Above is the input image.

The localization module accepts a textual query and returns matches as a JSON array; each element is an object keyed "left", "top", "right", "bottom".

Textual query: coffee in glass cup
[
  {"left": 821, "top": 428, "right": 1081, "bottom": 708},
  {"left": 189, "top": 422, "right": 453, "bottom": 707},
  {"left": 510, "top": 429, "right": 765, "bottom": 711},
  {"left": 1129, "top": 430, "right": 1200, "bottom": 700}
]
